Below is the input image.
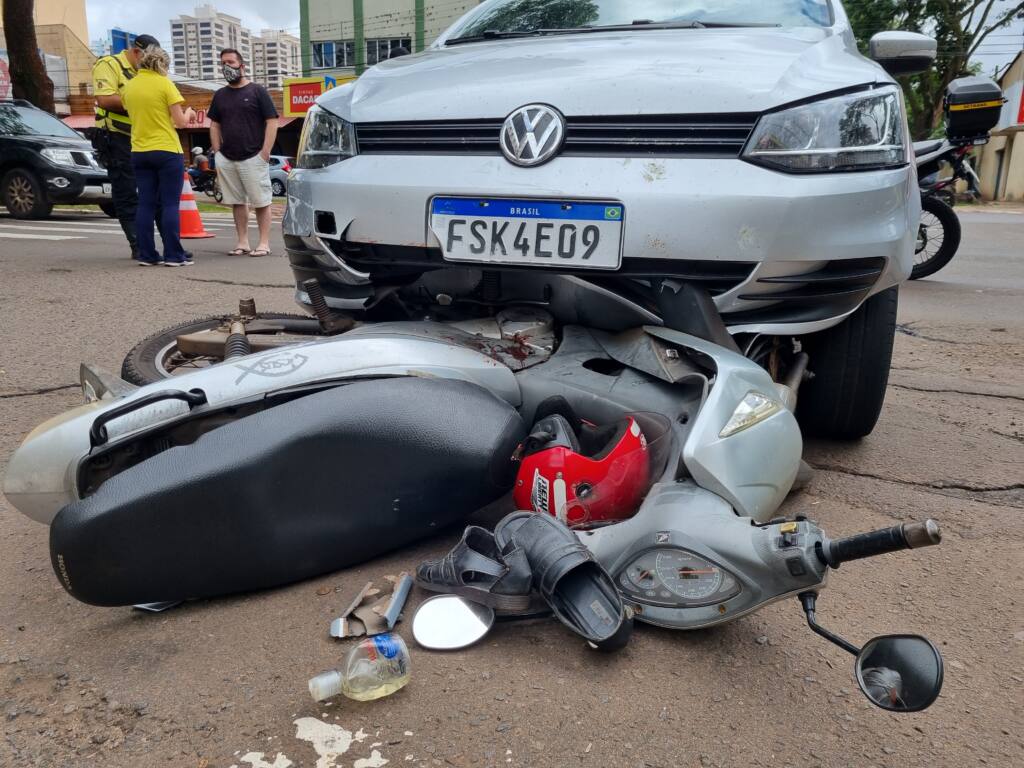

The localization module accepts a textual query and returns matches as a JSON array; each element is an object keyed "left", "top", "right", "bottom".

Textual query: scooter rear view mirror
[
  {"left": 412, "top": 595, "right": 495, "bottom": 651},
  {"left": 855, "top": 635, "right": 944, "bottom": 712}
]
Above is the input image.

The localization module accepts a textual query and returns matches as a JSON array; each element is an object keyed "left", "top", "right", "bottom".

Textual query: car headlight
[
  {"left": 720, "top": 392, "right": 783, "bottom": 438},
  {"left": 41, "top": 148, "right": 79, "bottom": 168},
  {"left": 296, "top": 105, "right": 357, "bottom": 169},
  {"left": 743, "top": 86, "right": 907, "bottom": 173}
]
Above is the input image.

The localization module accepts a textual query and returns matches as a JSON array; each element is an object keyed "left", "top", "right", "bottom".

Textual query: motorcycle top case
[
  {"left": 49, "top": 377, "right": 525, "bottom": 606},
  {"left": 944, "top": 76, "right": 1004, "bottom": 143}
]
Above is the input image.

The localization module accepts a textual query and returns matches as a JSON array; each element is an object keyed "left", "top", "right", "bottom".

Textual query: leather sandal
[
  {"left": 415, "top": 526, "right": 533, "bottom": 611},
  {"left": 494, "top": 511, "right": 631, "bottom": 648}
]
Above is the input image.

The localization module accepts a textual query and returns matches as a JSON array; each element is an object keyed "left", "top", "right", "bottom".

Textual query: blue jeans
[{"left": 132, "top": 151, "right": 188, "bottom": 264}]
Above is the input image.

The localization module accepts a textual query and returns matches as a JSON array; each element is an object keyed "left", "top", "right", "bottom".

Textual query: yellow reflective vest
[{"left": 92, "top": 52, "right": 136, "bottom": 135}]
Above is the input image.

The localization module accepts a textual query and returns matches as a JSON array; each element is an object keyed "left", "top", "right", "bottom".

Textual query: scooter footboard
[{"left": 49, "top": 378, "right": 526, "bottom": 606}]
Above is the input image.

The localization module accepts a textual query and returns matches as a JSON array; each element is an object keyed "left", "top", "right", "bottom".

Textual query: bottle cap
[{"left": 308, "top": 670, "right": 344, "bottom": 702}]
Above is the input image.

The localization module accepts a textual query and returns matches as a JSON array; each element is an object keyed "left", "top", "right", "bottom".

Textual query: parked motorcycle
[
  {"left": 911, "top": 140, "right": 977, "bottom": 280},
  {"left": 911, "top": 75, "right": 1004, "bottom": 280}
]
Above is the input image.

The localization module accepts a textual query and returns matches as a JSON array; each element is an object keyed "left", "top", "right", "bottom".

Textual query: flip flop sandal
[
  {"left": 494, "top": 511, "right": 632, "bottom": 649},
  {"left": 227, "top": 248, "right": 251, "bottom": 256},
  {"left": 249, "top": 249, "right": 271, "bottom": 257},
  {"left": 415, "top": 526, "right": 533, "bottom": 612}
]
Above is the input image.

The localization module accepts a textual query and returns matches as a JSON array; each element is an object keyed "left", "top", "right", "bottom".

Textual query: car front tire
[
  {"left": 796, "top": 286, "right": 899, "bottom": 440},
  {"left": 2, "top": 169, "right": 53, "bottom": 219}
]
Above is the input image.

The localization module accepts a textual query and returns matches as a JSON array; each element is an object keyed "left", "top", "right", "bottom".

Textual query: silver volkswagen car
[{"left": 284, "top": 0, "right": 935, "bottom": 439}]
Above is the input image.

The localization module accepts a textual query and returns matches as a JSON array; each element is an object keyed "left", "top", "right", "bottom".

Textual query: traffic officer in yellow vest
[{"left": 92, "top": 33, "right": 163, "bottom": 259}]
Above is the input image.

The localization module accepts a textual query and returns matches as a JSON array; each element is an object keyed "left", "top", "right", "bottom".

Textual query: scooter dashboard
[{"left": 616, "top": 547, "right": 741, "bottom": 608}]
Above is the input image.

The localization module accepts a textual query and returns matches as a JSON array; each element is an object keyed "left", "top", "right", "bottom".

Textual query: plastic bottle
[{"left": 308, "top": 633, "right": 411, "bottom": 702}]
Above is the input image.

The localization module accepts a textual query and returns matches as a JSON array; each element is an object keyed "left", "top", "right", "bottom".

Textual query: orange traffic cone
[{"left": 179, "top": 173, "right": 214, "bottom": 239}]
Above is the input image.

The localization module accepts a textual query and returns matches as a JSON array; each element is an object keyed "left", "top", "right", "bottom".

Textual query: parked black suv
[{"left": 0, "top": 99, "right": 112, "bottom": 219}]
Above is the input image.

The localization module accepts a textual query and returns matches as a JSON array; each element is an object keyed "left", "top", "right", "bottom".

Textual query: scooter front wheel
[{"left": 121, "top": 313, "right": 317, "bottom": 385}]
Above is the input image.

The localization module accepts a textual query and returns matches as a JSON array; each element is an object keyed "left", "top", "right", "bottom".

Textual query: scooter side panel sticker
[{"left": 234, "top": 351, "right": 311, "bottom": 385}]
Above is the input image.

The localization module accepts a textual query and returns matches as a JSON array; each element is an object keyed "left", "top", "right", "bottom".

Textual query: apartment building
[
  {"left": 301, "top": 0, "right": 479, "bottom": 76},
  {"left": 170, "top": 4, "right": 251, "bottom": 84},
  {"left": 251, "top": 30, "right": 302, "bottom": 88}
]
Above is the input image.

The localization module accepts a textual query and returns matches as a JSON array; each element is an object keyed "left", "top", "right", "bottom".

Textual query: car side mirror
[
  {"left": 869, "top": 31, "right": 937, "bottom": 76},
  {"left": 855, "top": 635, "right": 944, "bottom": 712}
]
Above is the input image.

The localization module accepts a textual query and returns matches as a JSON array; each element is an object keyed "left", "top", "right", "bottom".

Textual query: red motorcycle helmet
[{"left": 513, "top": 403, "right": 651, "bottom": 530}]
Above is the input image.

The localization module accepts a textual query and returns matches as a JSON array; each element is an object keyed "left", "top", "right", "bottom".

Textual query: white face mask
[{"left": 222, "top": 63, "right": 243, "bottom": 83}]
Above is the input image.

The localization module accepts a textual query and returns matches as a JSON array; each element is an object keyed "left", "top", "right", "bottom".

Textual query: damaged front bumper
[{"left": 284, "top": 155, "right": 918, "bottom": 335}]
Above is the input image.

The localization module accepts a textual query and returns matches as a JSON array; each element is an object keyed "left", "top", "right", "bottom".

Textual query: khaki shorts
[{"left": 215, "top": 152, "right": 272, "bottom": 208}]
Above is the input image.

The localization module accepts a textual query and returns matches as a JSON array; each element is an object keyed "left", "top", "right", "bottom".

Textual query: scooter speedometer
[{"left": 617, "top": 548, "right": 741, "bottom": 608}]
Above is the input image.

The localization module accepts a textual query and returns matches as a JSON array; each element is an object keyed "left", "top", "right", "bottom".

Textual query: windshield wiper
[
  {"left": 445, "top": 20, "right": 781, "bottom": 44},
  {"left": 445, "top": 29, "right": 550, "bottom": 45},
  {"left": 590, "top": 20, "right": 783, "bottom": 30}
]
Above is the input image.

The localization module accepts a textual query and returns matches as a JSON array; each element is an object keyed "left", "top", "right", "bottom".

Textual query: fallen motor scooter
[{"left": 3, "top": 286, "right": 947, "bottom": 711}]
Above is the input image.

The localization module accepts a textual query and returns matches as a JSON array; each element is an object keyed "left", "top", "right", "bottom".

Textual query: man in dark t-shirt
[{"left": 208, "top": 48, "right": 279, "bottom": 257}]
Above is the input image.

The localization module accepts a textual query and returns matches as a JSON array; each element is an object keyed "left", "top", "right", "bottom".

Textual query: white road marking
[
  {"left": 0, "top": 232, "right": 84, "bottom": 240},
  {"left": 0, "top": 223, "right": 124, "bottom": 235}
]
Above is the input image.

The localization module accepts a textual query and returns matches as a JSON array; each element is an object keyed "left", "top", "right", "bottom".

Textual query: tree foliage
[
  {"left": 1, "top": 0, "right": 55, "bottom": 112},
  {"left": 845, "top": 0, "right": 1024, "bottom": 138}
]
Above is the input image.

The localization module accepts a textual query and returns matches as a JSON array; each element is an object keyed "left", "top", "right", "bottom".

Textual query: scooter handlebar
[{"left": 818, "top": 520, "right": 941, "bottom": 569}]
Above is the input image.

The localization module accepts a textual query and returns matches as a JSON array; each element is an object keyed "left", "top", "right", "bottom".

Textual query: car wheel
[
  {"left": 2, "top": 169, "right": 53, "bottom": 219},
  {"left": 271, "top": 179, "right": 286, "bottom": 197},
  {"left": 99, "top": 200, "right": 118, "bottom": 218},
  {"left": 796, "top": 286, "right": 898, "bottom": 440}
]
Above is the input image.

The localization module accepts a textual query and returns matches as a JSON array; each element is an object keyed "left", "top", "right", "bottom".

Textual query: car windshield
[
  {"left": 447, "top": 0, "right": 832, "bottom": 40},
  {"left": 0, "top": 104, "right": 83, "bottom": 139}
]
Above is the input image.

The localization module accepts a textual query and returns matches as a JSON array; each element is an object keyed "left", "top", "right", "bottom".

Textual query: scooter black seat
[
  {"left": 913, "top": 140, "right": 944, "bottom": 158},
  {"left": 49, "top": 377, "right": 526, "bottom": 606}
]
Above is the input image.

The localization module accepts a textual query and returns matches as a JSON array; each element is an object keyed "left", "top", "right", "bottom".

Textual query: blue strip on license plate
[{"left": 432, "top": 198, "right": 623, "bottom": 222}]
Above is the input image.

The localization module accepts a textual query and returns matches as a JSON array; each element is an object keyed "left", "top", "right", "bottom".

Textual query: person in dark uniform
[{"left": 92, "top": 34, "right": 164, "bottom": 259}]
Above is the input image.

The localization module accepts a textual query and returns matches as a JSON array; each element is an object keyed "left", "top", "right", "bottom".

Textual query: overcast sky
[{"left": 84, "top": 0, "right": 302, "bottom": 44}]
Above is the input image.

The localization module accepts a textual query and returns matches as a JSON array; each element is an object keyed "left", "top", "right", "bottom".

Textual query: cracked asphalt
[{"left": 1, "top": 208, "right": 1022, "bottom": 768}]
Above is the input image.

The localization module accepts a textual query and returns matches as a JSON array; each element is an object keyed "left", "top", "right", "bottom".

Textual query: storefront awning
[
  {"left": 62, "top": 115, "right": 299, "bottom": 130},
  {"left": 63, "top": 115, "right": 95, "bottom": 129}
]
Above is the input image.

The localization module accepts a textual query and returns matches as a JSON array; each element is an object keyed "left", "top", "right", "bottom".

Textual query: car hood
[
  {"left": 322, "top": 28, "right": 887, "bottom": 122},
  {"left": 5, "top": 134, "right": 94, "bottom": 151}
]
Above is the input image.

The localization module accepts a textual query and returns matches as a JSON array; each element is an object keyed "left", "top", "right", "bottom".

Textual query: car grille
[
  {"left": 324, "top": 240, "right": 757, "bottom": 295},
  {"left": 70, "top": 151, "right": 98, "bottom": 169},
  {"left": 355, "top": 114, "right": 758, "bottom": 158}
]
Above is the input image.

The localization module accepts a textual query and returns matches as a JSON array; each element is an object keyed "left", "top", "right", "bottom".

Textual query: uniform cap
[{"left": 133, "top": 34, "right": 160, "bottom": 50}]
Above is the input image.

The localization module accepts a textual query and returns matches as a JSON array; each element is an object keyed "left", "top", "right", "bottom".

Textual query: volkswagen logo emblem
[{"left": 500, "top": 104, "right": 565, "bottom": 167}]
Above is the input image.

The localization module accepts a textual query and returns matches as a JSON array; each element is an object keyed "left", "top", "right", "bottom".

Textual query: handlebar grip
[{"left": 819, "top": 520, "right": 941, "bottom": 568}]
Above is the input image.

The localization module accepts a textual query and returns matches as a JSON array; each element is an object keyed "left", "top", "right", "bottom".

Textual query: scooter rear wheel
[
  {"left": 121, "top": 313, "right": 316, "bottom": 385},
  {"left": 911, "top": 196, "right": 961, "bottom": 280}
]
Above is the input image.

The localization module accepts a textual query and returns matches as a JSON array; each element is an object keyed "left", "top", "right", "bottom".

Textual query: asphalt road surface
[{"left": 1, "top": 208, "right": 1021, "bottom": 768}]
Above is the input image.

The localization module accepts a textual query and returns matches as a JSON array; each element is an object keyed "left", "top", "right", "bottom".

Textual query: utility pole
[{"left": 1, "top": 0, "right": 55, "bottom": 112}]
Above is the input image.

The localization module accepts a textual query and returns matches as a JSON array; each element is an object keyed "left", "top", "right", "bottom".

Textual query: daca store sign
[{"left": 284, "top": 76, "right": 355, "bottom": 117}]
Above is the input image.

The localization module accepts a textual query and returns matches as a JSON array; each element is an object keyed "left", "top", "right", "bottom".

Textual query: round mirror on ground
[
  {"left": 855, "top": 635, "right": 944, "bottom": 712},
  {"left": 412, "top": 595, "right": 495, "bottom": 651}
]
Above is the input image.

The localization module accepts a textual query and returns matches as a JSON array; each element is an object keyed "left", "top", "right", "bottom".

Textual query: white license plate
[
  {"left": 102, "top": 183, "right": 112, "bottom": 195},
  {"left": 430, "top": 198, "right": 624, "bottom": 270}
]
